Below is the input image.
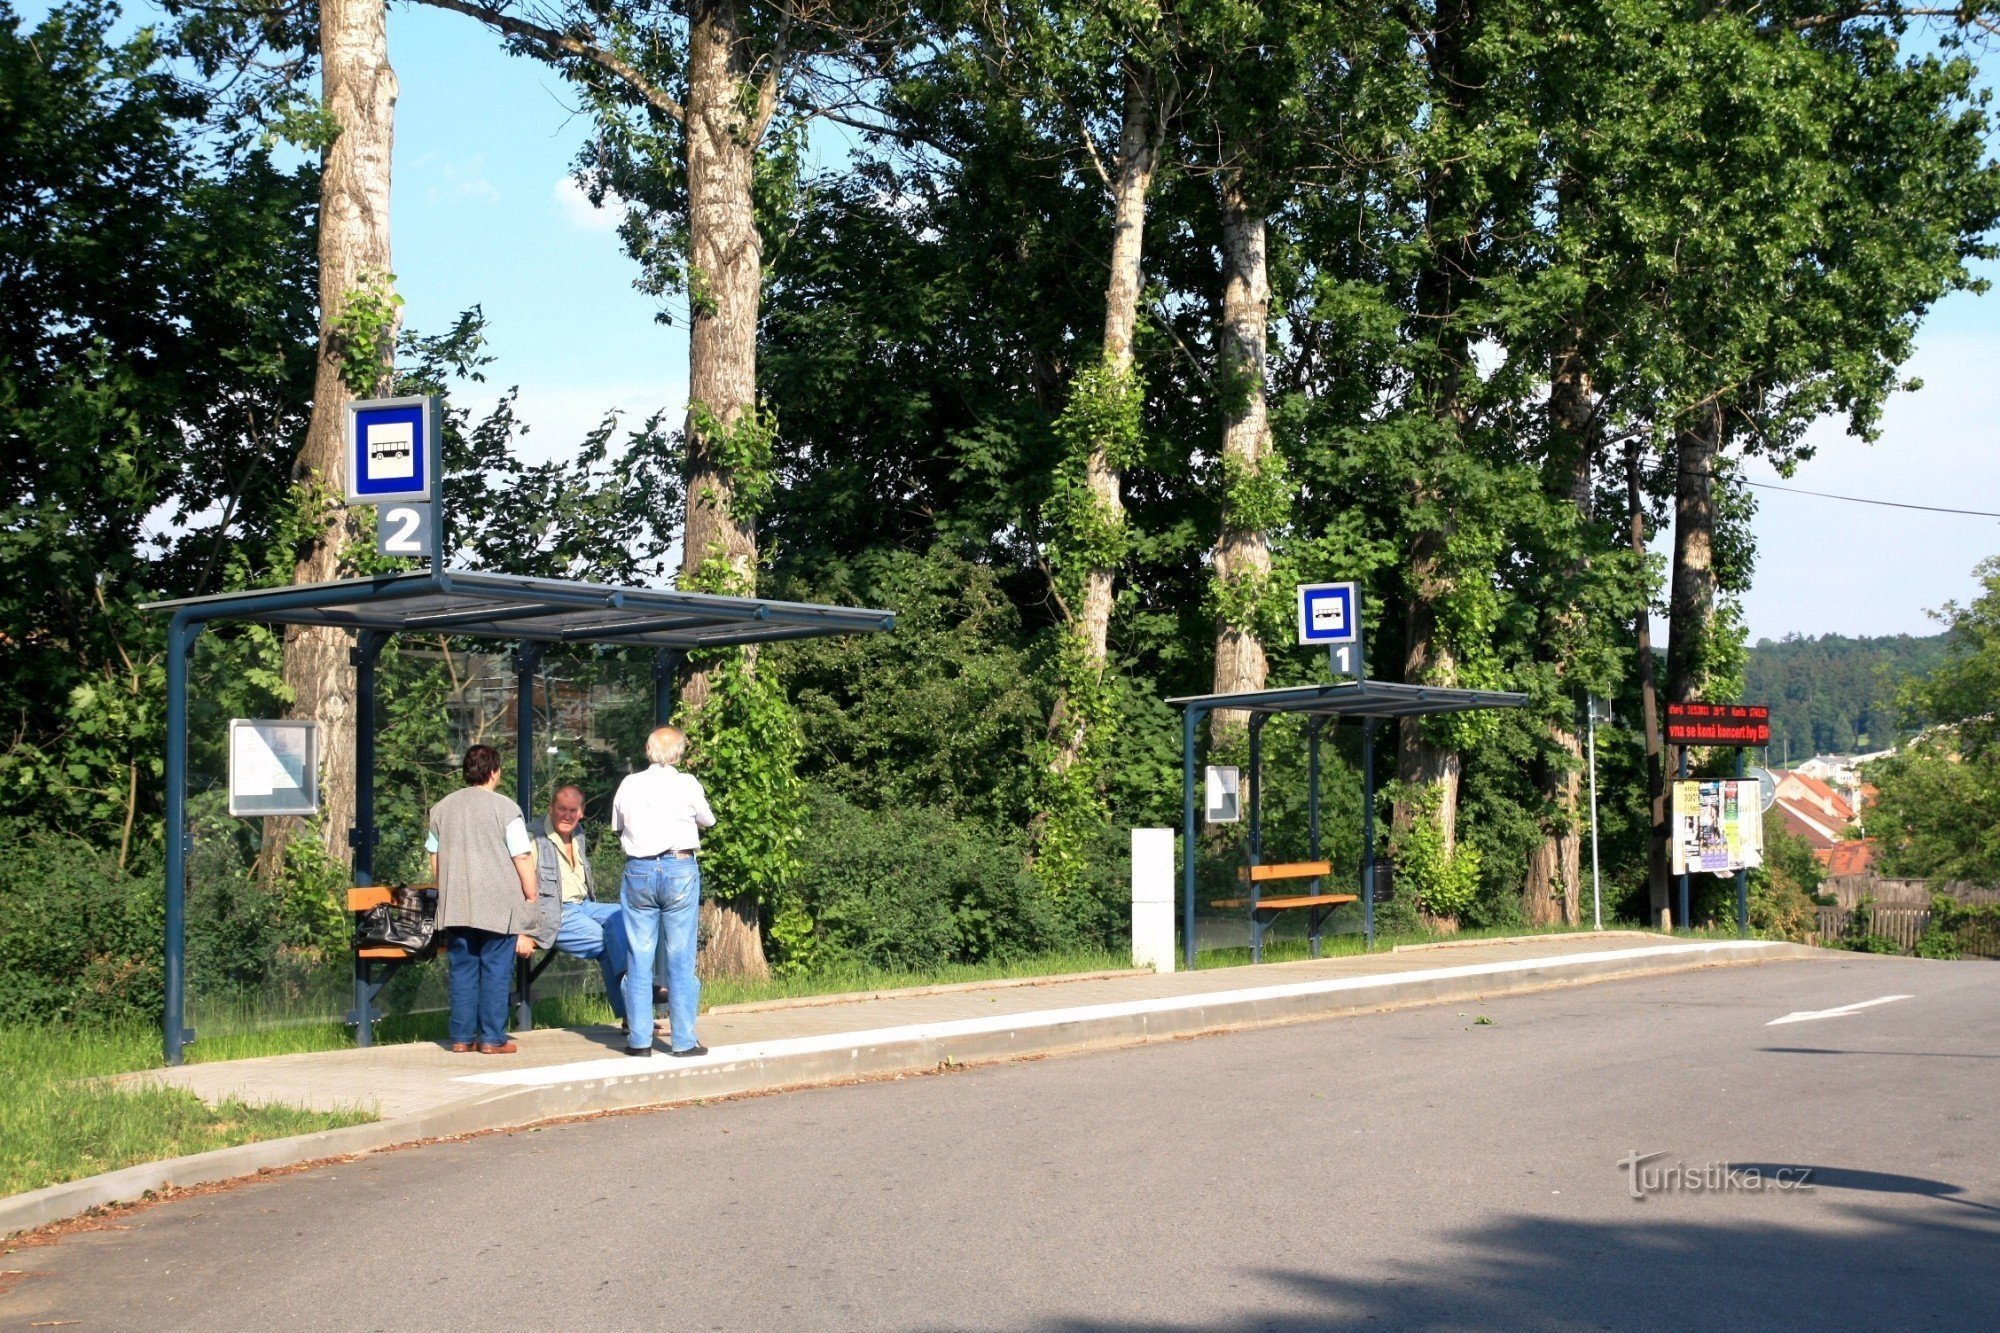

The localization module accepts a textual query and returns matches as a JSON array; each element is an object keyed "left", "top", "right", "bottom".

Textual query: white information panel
[
  {"left": 1205, "top": 765, "right": 1241, "bottom": 824},
  {"left": 228, "top": 719, "right": 319, "bottom": 817}
]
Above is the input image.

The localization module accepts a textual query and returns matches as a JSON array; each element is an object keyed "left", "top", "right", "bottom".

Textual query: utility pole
[{"left": 1587, "top": 696, "right": 1606, "bottom": 931}]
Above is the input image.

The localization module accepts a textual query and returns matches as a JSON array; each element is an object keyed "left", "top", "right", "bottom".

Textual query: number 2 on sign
[{"left": 382, "top": 506, "right": 423, "bottom": 553}]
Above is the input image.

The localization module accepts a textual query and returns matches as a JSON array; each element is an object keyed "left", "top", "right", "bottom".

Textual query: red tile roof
[{"left": 1817, "top": 839, "right": 1877, "bottom": 876}]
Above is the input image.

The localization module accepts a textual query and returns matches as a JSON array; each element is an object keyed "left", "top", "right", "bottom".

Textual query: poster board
[
  {"left": 1205, "top": 765, "right": 1241, "bottom": 824},
  {"left": 1670, "top": 779, "right": 1763, "bottom": 876},
  {"left": 228, "top": 719, "right": 319, "bottom": 817}
]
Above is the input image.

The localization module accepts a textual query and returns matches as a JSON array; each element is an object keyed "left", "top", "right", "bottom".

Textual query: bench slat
[
  {"left": 348, "top": 886, "right": 393, "bottom": 912},
  {"left": 1211, "top": 893, "right": 1359, "bottom": 911},
  {"left": 1236, "top": 861, "right": 1334, "bottom": 883},
  {"left": 356, "top": 946, "right": 414, "bottom": 959}
]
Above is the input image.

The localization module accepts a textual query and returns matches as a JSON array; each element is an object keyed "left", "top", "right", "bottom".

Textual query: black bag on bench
[{"left": 355, "top": 886, "right": 438, "bottom": 954}]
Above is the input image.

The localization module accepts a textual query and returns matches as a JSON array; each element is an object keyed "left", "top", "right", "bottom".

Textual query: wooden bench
[
  {"left": 1212, "top": 861, "right": 1358, "bottom": 962},
  {"left": 347, "top": 884, "right": 439, "bottom": 1043}
]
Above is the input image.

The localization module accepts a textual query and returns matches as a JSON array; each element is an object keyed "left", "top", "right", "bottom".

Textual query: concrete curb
[{"left": 0, "top": 941, "right": 1822, "bottom": 1238}]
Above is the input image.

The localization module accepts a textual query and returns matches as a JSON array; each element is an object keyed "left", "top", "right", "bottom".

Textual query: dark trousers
[{"left": 446, "top": 927, "right": 513, "bottom": 1046}]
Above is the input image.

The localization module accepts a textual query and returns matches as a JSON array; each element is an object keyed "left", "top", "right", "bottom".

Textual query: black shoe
[
  {"left": 624, "top": 1045, "right": 653, "bottom": 1057},
  {"left": 652, "top": 986, "right": 671, "bottom": 1005},
  {"left": 669, "top": 1044, "right": 709, "bottom": 1058}
]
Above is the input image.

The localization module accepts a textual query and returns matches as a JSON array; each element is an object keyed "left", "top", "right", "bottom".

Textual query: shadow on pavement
[
  {"left": 1763, "top": 1045, "right": 2000, "bottom": 1060},
  {"left": 1044, "top": 1198, "right": 2000, "bottom": 1330}
]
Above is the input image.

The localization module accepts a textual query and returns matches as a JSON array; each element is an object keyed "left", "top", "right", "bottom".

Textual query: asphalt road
[{"left": 5, "top": 953, "right": 1996, "bottom": 1331}]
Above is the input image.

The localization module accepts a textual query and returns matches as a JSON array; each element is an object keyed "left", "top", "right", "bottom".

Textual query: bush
[
  {"left": 1915, "top": 894, "right": 2000, "bottom": 960},
  {"left": 0, "top": 821, "right": 163, "bottom": 1025},
  {"left": 779, "top": 792, "right": 1118, "bottom": 974}
]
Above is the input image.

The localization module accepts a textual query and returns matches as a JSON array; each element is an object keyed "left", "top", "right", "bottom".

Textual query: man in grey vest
[
  {"left": 427, "top": 744, "right": 536, "bottom": 1054},
  {"left": 525, "top": 785, "right": 630, "bottom": 1023}
]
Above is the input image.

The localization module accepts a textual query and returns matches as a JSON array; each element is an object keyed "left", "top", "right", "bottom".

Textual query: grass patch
[{"left": 0, "top": 1025, "right": 374, "bottom": 1199}]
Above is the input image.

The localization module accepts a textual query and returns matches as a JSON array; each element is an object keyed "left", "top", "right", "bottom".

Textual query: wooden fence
[
  {"left": 1822, "top": 875, "right": 2000, "bottom": 909},
  {"left": 1815, "top": 904, "right": 2000, "bottom": 957}
]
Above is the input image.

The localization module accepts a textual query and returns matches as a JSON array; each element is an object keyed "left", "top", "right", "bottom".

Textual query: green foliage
[
  {"left": 1744, "top": 631, "right": 1950, "bottom": 759},
  {"left": 676, "top": 650, "right": 805, "bottom": 911},
  {"left": 1869, "top": 557, "right": 2000, "bottom": 884},
  {"left": 780, "top": 791, "right": 1123, "bottom": 974},
  {"left": 1748, "top": 817, "right": 1822, "bottom": 943},
  {"left": 0, "top": 0, "right": 316, "bottom": 855},
  {"left": 1388, "top": 785, "right": 1483, "bottom": 921},
  {"left": 328, "top": 267, "right": 403, "bottom": 396},
  {"left": 1914, "top": 895, "right": 2000, "bottom": 961}
]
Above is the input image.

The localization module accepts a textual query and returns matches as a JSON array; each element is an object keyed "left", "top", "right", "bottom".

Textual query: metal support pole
[
  {"left": 1361, "top": 718, "right": 1378, "bottom": 950},
  {"left": 1735, "top": 747, "right": 1749, "bottom": 939},
  {"left": 1307, "top": 717, "right": 1324, "bottom": 864},
  {"left": 163, "top": 613, "right": 203, "bottom": 1066},
  {"left": 513, "top": 641, "right": 544, "bottom": 1031},
  {"left": 652, "top": 648, "right": 682, "bottom": 726},
  {"left": 1182, "top": 706, "right": 1202, "bottom": 972},
  {"left": 1588, "top": 703, "right": 1602, "bottom": 933},
  {"left": 1247, "top": 714, "right": 1265, "bottom": 865},
  {"left": 351, "top": 630, "right": 389, "bottom": 1047},
  {"left": 1676, "top": 746, "right": 1691, "bottom": 932}
]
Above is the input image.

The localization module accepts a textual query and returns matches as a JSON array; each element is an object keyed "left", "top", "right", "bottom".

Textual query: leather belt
[{"left": 632, "top": 848, "right": 698, "bottom": 859}]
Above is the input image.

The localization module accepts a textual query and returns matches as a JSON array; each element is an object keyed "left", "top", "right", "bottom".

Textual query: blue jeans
[
  {"left": 446, "top": 928, "right": 514, "bottom": 1047},
  {"left": 621, "top": 855, "right": 701, "bottom": 1051},
  {"left": 556, "top": 900, "right": 629, "bottom": 1021}
]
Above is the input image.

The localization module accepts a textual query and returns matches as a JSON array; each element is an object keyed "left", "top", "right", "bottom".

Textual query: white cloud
[
  {"left": 554, "top": 176, "right": 623, "bottom": 234},
  {"left": 426, "top": 155, "right": 501, "bottom": 206}
]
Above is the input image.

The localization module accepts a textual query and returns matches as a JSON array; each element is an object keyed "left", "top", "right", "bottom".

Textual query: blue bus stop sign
[
  {"left": 345, "top": 394, "right": 440, "bottom": 505},
  {"left": 1297, "top": 580, "right": 1365, "bottom": 679}
]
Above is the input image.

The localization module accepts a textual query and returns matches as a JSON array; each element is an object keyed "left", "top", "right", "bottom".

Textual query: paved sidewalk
[{"left": 133, "top": 932, "right": 1812, "bottom": 1121}]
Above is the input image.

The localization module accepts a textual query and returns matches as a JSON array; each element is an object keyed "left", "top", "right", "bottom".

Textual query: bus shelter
[
  {"left": 1171, "top": 681, "right": 1529, "bottom": 966},
  {"left": 147, "top": 568, "right": 893, "bottom": 1064}
]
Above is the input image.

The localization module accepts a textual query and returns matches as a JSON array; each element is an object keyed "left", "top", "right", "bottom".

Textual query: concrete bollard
[{"left": 1131, "top": 828, "right": 1175, "bottom": 973}]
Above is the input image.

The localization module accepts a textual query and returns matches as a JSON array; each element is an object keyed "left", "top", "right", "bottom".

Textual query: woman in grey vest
[{"left": 426, "top": 744, "right": 537, "bottom": 1053}]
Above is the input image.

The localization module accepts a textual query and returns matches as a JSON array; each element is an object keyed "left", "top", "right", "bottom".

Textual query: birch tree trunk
[
  {"left": 682, "top": 0, "right": 770, "bottom": 980},
  {"left": 1208, "top": 168, "right": 1273, "bottom": 744},
  {"left": 273, "top": 0, "right": 398, "bottom": 875},
  {"left": 1049, "top": 72, "right": 1159, "bottom": 772}
]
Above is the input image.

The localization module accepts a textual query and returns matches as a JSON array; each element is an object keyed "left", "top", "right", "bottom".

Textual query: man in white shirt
[{"left": 612, "top": 725, "right": 715, "bottom": 1057}]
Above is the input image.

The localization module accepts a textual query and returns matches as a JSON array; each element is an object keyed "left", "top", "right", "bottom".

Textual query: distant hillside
[{"left": 1743, "top": 632, "right": 1951, "bottom": 761}]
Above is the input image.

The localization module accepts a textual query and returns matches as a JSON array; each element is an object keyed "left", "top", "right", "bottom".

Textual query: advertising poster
[{"left": 1670, "top": 780, "right": 1764, "bottom": 876}]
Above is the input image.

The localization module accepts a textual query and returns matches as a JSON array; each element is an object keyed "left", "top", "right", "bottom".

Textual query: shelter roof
[
  {"left": 144, "top": 569, "right": 894, "bottom": 651},
  {"left": 1168, "top": 679, "right": 1531, "bottom": 720}
]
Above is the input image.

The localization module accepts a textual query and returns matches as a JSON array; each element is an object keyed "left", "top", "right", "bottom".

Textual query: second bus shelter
[{"left": 1172, "top": 680, "right": 1530, "bottom": 966}]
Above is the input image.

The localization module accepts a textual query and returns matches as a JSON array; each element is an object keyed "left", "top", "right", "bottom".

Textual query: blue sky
[{"left": 41, "top": 1, "right": 2000, "bottom": 641}]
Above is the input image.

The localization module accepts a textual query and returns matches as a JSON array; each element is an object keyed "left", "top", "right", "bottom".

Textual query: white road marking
[
  {"left": 451, "top": 940, "right": 1783, "bottom": 1089},
  {"left": 1766, "top": 994, "right": 1913, "bottom": 1026}
]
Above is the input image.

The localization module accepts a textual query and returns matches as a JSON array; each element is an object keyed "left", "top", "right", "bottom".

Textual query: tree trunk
[
  {"left": 680, "top": 1, "right": 772, "bottom": 977},
  {"left": 1666, "top": 401, "right": 1721, "bottom": 705},
  {"left": 698, "top": 895, "right": 767, "bottom": 982},
  {"left": 1524, "top": 334, "right": 1593, "bottom": 925},
  {"left": 678, "top": 0, "right": 765, "bottom": 706},
  {"left": 1208, "top": 167, "right": 1274, "bottom": 744},
  {"left": 1395, "top": 533, "right": 1462, "bottom": 852},
  {"left": 1626, "top": 438, "right": 1669, "bottom": 924},
  {"left": 272, "top": 0, "right": 398, "bottom": 875},
  {"left": 1049, "top": 70, "right": 1160, "bottom": 772}
]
